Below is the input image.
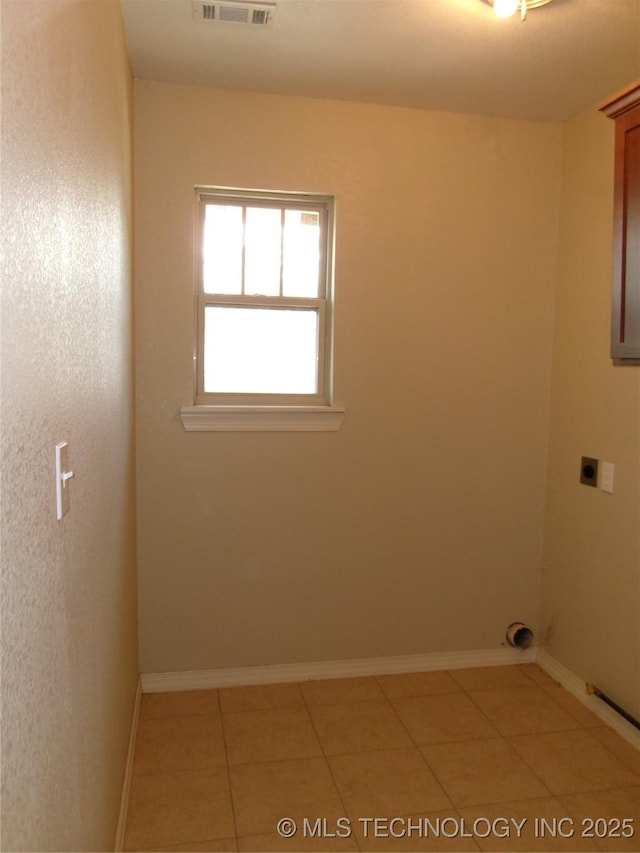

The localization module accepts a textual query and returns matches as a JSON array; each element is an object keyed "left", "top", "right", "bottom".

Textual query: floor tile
[
  {"left": 219, "top": 682, "right": 304, "bottom": 713},
  {"left": 223, "top": 707, "right": 322, "bottom": 765},
  {"left": 536, "top": 683, "right": 603, "bottom": 728},
  {"left": 124, "top": 768, "right": 235, "bottom": 851},
  {"left": 509, "top": 729, "right": 640, "bottom": 796},
  {"left": 391, "top": 692, "right": 500, "bottom": 744},
  {"left": 518, "top": 664, "right": 559, "bottom": 688},
  {"left": 589, "top": 727, "right": 640, "bottom": 774},
  {"left": 467, "top": 686, "right": 581, "bottom": 736},
  {"left": 309, "top": 700, "right": 413, "bottom": 755},
  {"left": 376, "top": 670, "right": 462, "bottom": 699},
  {"left": 238, "top": 829, "right": 358, "bottom": 851},
  {"left": 126, "top": 667, "right": 638, "bottom": 852},
  {"left": 421, "top": 737, "right": 550, "bottom": 808},
  {"left": 144, "top": 840, "right": 238, "bottom": 852},
  {"left": 229, "top": 756, "right": 345, "bottom": 838},
  {"left": 351, "top": 810, "right": 481, "bottom": 851},
  {"left": 140, "top": 689, "right": 220, "bottom": 721},
  {"left": 328, "top": 746, "right": 452, "bottom": 818},
  {"left": 300, "top": 676, "right": 385, "bottom": 706},
  {"left": 559, "top": 787, "right": 640, "bottom": 852},
  {"left": 449, "top": 666, "right": 533, "bottom": 691},
  {"left": 133, "top": 714, "right": 227, "bottom": 776},
  {"left": 458, "top": 797, "right": 599, "bottom": 851},
  {"left": 516, "top": 667, "right": 602, "bottom": 725}
]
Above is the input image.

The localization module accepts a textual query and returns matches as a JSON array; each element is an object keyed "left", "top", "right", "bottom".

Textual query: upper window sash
[{"left": 197, "top": 191, "right": 331, "bottom": 301}]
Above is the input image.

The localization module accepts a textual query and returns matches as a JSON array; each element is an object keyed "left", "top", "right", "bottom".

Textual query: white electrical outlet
[{"left": 600, "top": 461, "right": 615, "bottom": 494}]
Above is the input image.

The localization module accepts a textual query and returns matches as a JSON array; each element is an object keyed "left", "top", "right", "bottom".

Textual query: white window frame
[{"left": 181, "top": 187, "right": 344, "bottom": 432}]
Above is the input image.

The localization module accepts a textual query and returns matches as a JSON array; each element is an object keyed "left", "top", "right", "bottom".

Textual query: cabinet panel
[
  {"left": 620, "top": 122, "right": 640, "bottom": 354},
  {"left": 600, "top": 82, "right": 640, "bottom": 363}
]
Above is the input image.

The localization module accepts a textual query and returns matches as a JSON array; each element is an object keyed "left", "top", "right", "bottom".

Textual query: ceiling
[{"left": 119, "top": 0, "right": 640, "bottom": 121}]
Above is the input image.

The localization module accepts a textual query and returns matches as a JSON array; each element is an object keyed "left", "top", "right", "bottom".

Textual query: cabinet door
[{"left": 612, "top": 104, "right": 640, "bottom": 360}]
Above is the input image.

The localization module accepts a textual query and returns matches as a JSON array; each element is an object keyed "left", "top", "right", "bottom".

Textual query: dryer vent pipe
[{"left": 506, "top": 622, "right": 533, "bottom": 649}]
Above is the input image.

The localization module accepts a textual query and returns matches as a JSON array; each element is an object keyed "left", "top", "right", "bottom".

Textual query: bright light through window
[
  {"left": 196, "top": 188, "right": 334, "bottom": 405},
  {"left": 284, "top": 210, "right": 320, "bottom": 297},
  {"left": 204, "top": 306, "right": 318, "bottom": 393},
  {"left": 245, "top": 207, "right": 281, "bottom": 296},
  {"left": 203, "top": 205, "right": 243, "bottom": 294}
]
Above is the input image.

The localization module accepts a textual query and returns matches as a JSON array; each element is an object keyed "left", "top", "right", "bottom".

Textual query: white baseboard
[
  {"left": 114, "top": 677, "right": 141, "bottom": 853},
  {"left": 140, "top": 645, "right": 535, "bottom": 694},
  {"left": 536, "top": 649, "right": 640, "bottom": 750}
]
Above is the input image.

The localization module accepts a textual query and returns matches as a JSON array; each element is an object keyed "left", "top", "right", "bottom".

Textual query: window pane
[
  {"left": 203, "top": 205, "right": 243, "bottom": 294},
  {"left": 283, "top": 209, "right": 321, "bottom": 297},
  {"left": 245, "top": 207, "right": 282, "bottom": 296},
  {"left": 204, "top": 306, "right": 318, "bottom": 394}
]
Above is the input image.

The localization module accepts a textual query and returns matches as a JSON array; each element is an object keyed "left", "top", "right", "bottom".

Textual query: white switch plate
[
  {"left": 55, "top": 441, "right": 74, "bottom": 520},
  {"left": 600, "top": 461, "right": 615, "bottom": 494}
]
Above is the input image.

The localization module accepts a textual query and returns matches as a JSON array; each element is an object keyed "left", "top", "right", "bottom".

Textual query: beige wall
[
  {"left": 1, "top": 1, "right": 138, "bottom": 849},
  {"left": 134, "top": 81, "right": 562, "bottom": 674},
  {"left": 541, "top": 110, "right": 640, "bottom": 719}
]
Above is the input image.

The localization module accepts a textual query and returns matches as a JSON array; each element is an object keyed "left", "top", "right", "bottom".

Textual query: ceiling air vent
[{"left": 193, "top": 0, "right": 276, "bottom": 26}]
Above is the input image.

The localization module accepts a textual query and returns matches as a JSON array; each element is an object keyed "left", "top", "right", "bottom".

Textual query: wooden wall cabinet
[{"left": 599, "top": 82, "right": 640, "bottom": 363}]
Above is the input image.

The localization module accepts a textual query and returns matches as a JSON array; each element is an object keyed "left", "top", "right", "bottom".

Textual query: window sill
[{"left": 180, "top": 405, "right": 345, "bottom": 432}]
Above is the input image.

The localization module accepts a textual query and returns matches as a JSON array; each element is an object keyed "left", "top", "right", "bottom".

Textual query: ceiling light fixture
[{"left": 485, "top": 0, "right": 553, "bottom": 21}]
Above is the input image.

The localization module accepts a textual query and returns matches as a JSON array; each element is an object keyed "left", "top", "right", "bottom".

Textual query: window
[{"left": 181, "top": 188, "right": 344, "bottom": 431}]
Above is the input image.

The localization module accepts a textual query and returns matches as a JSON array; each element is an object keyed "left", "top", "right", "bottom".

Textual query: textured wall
[
  {"left": 0, "top": 1, "right": 138, "bottom": 849},
  {"left": 541, "top": 109, "right": 640, "bottom": 719},
  {"left": 134, "top": 81, "right": 562, "bottom": 674}
]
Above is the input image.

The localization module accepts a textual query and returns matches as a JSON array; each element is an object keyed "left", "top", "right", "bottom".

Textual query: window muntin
[{"left": 195, "top": 188, "right": 334, "bottom": 406}]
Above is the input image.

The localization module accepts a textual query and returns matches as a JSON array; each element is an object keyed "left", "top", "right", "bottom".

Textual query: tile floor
[{"left": 124, "top": 664, "right": 640, "bottom": 852}]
